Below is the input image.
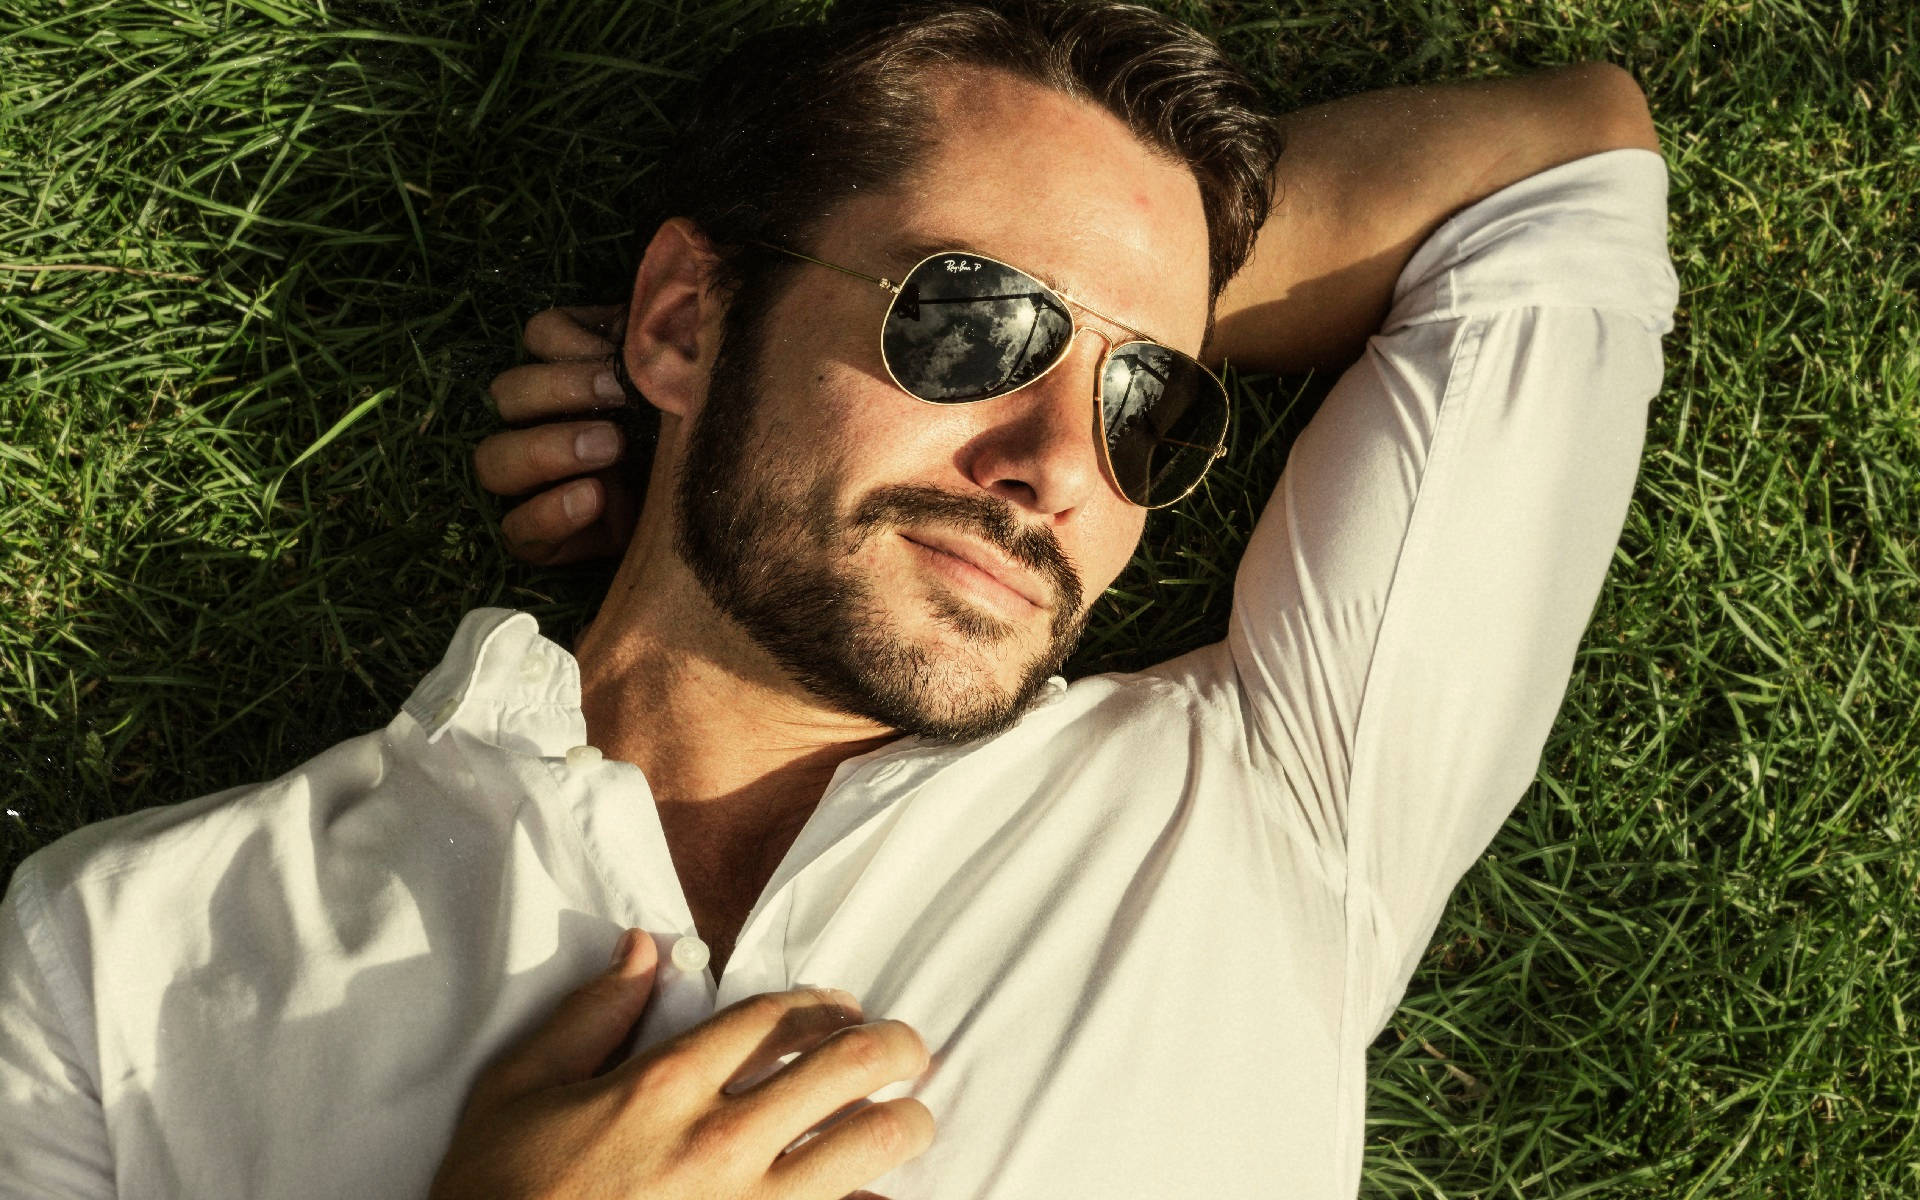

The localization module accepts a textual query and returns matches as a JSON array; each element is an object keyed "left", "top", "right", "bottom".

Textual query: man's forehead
[{"left": 831, "top": 69, "right": 1211, "bottom": 350}]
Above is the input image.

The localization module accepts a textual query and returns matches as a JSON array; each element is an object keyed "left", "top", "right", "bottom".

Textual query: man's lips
[{"left": 899, "top": 530, "right": 1048, "bottom": 610}]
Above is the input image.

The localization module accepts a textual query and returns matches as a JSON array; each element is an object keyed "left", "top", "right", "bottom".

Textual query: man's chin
[
  {"left": 917, "top": 587, "right": 1040, "bottom": 652},
  {"left": 824, "top": 598, "right": 1070, "bottom": 743},
  {"left": 852, "top": 669, "right": 1052, "bottom": 744}
]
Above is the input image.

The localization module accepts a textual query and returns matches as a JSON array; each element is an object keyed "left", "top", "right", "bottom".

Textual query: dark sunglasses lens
[
  {"left": 1101, "top": 343, "right": 1227, "bottom": 506},
  {"left": 882, "top": 255, "right": 1073, "bottom": 402}
]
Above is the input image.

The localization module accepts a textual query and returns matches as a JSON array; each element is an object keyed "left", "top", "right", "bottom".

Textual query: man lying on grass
[{"left": 0, "top": 1, "right": 1678, "bottom": 1196}]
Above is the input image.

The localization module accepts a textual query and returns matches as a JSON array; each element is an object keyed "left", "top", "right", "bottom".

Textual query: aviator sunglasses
[{"left": 753, "top": 241, "right": 1230, "bottom": 508}]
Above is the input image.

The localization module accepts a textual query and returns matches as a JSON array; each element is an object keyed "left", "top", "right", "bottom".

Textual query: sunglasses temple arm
[{"left": 752, "top": 242, "right": 899, "bottom": 294}]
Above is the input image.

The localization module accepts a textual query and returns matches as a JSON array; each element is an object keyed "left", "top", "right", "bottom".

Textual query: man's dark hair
[
  {"left": 657, "top": 0, "right": 1283, "bottom": 323},
  {"left": 614, "top": 0, "right": 1284, "bottom": 472}
]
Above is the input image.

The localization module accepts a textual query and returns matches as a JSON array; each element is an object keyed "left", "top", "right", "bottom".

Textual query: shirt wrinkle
[
  {"left": 1128, "top": 657, "right": 1339, "bottom": 891},
  {"left": 10, "top": 865, "right": 98, "bottom": 1092}
]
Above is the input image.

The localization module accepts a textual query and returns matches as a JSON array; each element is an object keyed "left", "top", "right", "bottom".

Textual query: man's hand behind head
[
  {"left": 477, "top": 303, "right": 642, "bottom": 565},
  {"left": 429, "top": 928, "right": 933, "bottom": 1200}
]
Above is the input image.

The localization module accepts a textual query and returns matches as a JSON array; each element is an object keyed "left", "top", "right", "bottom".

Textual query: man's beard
[{"left": 671, "top": 317, "right": 1088, "bottom": 743}]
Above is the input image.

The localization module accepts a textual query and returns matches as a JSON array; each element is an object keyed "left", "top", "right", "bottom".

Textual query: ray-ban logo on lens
[{"left": 944, "top": 258, "right": 983, "bottom": 273}]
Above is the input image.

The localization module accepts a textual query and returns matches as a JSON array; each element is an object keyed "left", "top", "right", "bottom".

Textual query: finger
[
  {"left": 719, "top": 996, "right": 870, "bottom": 1097},
  {"left": 475, "top": 422, "right": 625, "bottom": 497},
  {"left": 734, "top": 1021, "right": 930, "bottom": 1158},
  {"left": 501, "top": 478, "right": 640, "bottom": 565},
  {"left": 490, "top": 360, "right": 627, "bottom": 423},
  {"left": 625, "top": 989, "right": 864, "bottom": 1102},
  {"left": 766, "top": 1097, "right": 935, "bottom": 1200},
  {"left": 524, "top": 304, "right": 627, "bottom": 359},
  {"left": 513, "top": 469, "right": 641, "bottom": 566},
  {"left": 484, "top": 930, "right": 660, "bottom": 1102}
]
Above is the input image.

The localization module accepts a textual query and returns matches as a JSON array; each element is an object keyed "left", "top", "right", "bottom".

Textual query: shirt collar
[
  {"left": 400, "top": 607, "right": 1073, "bottom": 761},
  {"left": 401, "top": 608, "right": 586, "bottom": 757}
]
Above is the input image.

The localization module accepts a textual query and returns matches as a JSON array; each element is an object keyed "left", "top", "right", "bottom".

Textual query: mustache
[{"left": 851, "top": 485, "right": 1085, "bottom": 617}]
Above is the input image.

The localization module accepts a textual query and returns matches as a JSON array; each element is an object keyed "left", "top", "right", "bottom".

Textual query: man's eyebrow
[{"left": 883, "top": 234, "right": 1164, "bottom": 343}]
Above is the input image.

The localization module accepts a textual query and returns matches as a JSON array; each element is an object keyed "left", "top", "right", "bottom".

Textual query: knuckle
[
  {"left": 833, "top": 1024, "right": 896, "bottom": 1077},
  {"left": 683, "top": 1104, "right": 752, "bottom": 1164},
  {"left": 532, "top": 427, "right": 578, "bottom": 473},
  {"left": 851, "top": 1100, "right": 931, "bottom": 1162},
  {"left": 739, "top": 991, "right": 797, "bottom": 1027},
  {"left": 630, "top": 1042, "right": 700, "bottom": 1099},
  {"left": 490, "top": 365, "right": 534, "bottom": 408},
  {"left": 859, "top": 1109, "right": 909, "bottom": 1160}
]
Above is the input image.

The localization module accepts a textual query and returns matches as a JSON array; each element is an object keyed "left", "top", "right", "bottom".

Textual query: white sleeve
[
  {"left": 0, "top": 860, "right": 116, "bottom": 1199},
  {"left": 1220, "top": 148, "right": 1681, "bottom": 1032}
]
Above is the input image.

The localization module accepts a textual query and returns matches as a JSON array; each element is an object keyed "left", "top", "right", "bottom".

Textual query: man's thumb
[{"left": 489, "top": 928, "right": 659, "bottom": 1098}]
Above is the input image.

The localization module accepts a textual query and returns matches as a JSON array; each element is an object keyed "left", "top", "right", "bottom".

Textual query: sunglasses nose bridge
[
  {"left": 1063, "top": 322, "right": 1119, "bottom": 385},
  {"left": 1073, "top": 321, "right": 1114, "bottom": 353},
  {"left": 1026, "top": 325, "right": 1130, "bottom": 506}
]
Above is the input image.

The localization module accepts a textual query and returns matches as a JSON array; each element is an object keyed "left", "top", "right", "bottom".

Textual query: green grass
[{"left": 2, "top": 0, "right": 1915, "bottom": 1194}]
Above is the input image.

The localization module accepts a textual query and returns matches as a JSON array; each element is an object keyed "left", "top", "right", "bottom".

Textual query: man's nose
[{"left": 960, "top": 331, "right": 1112, "bottom": 517}]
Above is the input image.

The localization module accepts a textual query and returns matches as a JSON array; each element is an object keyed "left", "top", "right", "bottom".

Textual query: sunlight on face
[
  {"left": 673, "top": 321, "right": 1088, "bottom": 741},
  {"left": 668, "top": 70, "right": 1209, "bottom": 738}
]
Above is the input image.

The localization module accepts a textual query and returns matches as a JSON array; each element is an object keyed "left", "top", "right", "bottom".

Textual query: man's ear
[{"left": 621, "top": 218, "right": 723, "bottom": 420}]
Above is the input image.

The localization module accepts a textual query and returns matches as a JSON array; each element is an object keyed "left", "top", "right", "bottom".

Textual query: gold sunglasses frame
[{"left": 752, "top": 241, "right": 1229, "bottom": 509}]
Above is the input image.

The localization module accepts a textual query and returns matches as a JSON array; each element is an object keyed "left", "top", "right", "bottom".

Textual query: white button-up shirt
[{"left": 0, "top": 149, "right": 1680, "bottom": 1200}]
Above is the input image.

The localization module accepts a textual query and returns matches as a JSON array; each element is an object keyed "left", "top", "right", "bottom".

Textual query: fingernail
[
  {"left": 592, "top": 370, "right": 626, "bottom": 405},
  {"left": 574, "top": 424, "right": 620, "bottom": 466},
  {"left": 561, "top": 479, "right": 597, "bottom": 522},
  {"left": 609, "top": 928, "right": 638, "bottom": 970}
]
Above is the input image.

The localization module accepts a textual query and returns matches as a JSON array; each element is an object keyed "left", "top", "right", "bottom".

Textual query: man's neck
[{"left": 571, "top": 533, "right": 901, "bottom": 841}]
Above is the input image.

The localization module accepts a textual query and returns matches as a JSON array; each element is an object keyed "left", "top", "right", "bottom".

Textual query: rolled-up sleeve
[{"left": 1222, "top": 147, "right": 1682, "bottom": 1032}]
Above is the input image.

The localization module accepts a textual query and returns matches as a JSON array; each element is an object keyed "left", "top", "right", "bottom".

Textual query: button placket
[{"left": 712, "top": 888, "right": 795, "bottom": 1007}]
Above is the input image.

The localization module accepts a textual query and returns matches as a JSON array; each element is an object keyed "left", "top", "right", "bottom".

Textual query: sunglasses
[{"left": 754, "top": 242, "right": 1230, "bottom": 508}]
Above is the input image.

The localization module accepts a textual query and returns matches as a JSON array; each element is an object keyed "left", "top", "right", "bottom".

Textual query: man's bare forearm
[{"left": 1203, "top": 61, "right": 1660, "bottom": 376}]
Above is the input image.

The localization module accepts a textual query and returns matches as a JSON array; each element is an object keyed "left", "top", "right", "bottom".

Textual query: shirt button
[
  {"left": 519, "top": 654, "right": 545, "bottom": 682},
  {"left": 670, "top": 935, "right": 711, "bottom": 974},
  {"left": 565, "top": 745, "right": 603, "bottom": 768}
]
